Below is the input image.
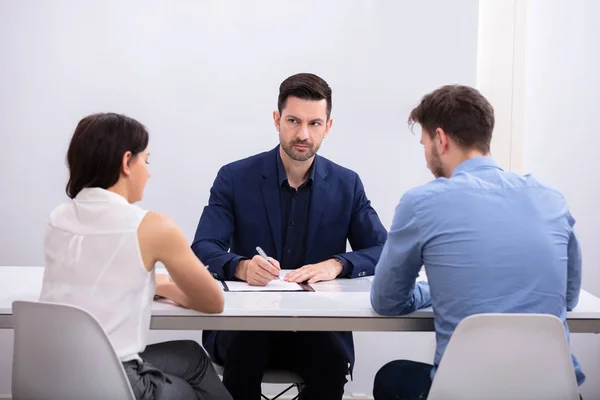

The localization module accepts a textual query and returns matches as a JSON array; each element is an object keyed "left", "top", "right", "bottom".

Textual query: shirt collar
[
  {"left": 451, "top": 156, "right": 503, "bottom": 177},
  {"left": 75, "top": 187, "right": 130, "bottom": 204},
  {"left": 276, "top": 147, "right": 317, "bottom": 187}
]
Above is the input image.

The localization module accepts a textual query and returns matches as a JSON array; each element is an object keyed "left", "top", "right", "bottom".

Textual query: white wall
[
  {"left": 476, "top": 0, "right": 526, "bottom": 172},
  {"left": 478, "top": 1, "right": 600, "bottom": 397},
  {"left": 0, "top": 1, "right": 480, "bottom": 397},
  {"left": 520, "top": 0, "right": 600, "bottom": 398},
  {"left": 522, "top": 0, "right": 600, "bottom": 296},
  {"left": 0, "top": 0, "right": 479, "bottom": 266}
]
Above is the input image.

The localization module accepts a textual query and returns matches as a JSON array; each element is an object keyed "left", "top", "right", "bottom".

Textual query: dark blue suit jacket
[{"left": 192, "top": 146, "right": 387, "bottom": 369}]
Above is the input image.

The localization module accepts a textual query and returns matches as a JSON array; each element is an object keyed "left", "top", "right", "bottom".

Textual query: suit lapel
[
  {"left": 305, "top": 159, "right": 329, "bottom": 256},
  {"left": 260, "top": 148, "right": 283, "bottom": 260}
]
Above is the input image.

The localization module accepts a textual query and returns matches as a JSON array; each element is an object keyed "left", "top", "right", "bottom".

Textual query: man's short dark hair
[
  {"left": 65, "top": 113, "right": 149, "bottom": 198},
  {"left": 278, "top": 73, "right": 332, "bottom": 120},
  {"left": 408, "top": 85, "right": 495, "bottom": 153}
]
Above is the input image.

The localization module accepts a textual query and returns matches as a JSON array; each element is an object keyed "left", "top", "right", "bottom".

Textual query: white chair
[
  {"left": 11, "top": 300, "right": 135, "bottom": 400},
  {"left": 213, "top": 363, "right": 303, "bottom": 400},
  {"left": 427, "top": 313, "right": 580, "bottom": 400}
]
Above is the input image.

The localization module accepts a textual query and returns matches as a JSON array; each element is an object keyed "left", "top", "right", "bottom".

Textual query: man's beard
[
  {"left": 429, "top": 146, "right": 447, "bottom": 178},
  {"left": 282, "top": 140, "right": 320, "bottom": 161}
]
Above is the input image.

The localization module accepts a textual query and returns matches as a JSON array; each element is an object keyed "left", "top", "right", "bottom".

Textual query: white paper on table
[{"left": 222, "top": 279, "right": 308, "bottom": 292}]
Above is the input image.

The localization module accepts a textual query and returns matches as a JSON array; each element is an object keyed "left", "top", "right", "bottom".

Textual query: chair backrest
[
  {"left": 427, "top": 313, "right": 580, "bottom": 400},
  {"left": 11, "top": 300, "right": 135, "bottom": 400}
]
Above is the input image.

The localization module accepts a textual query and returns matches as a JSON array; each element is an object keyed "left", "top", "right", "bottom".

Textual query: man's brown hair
[
  {"left": 278, "top": 73, "right": 332, "bottom": 120},
  {"left": 408, "top": 85, "right": 495, "bottom": 153}
]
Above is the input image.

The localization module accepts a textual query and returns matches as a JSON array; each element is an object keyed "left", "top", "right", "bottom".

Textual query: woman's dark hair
[{"left": 65, "top": 113, "right": 149, "bottom": 198}]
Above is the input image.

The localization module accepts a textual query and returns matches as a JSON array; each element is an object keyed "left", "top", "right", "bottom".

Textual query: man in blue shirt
[
  {"left": 193, "top": 73, "right": 387, "bottom": 399},
  {"left": 370, "top": 84, "right": 584, "bottom": 399}
]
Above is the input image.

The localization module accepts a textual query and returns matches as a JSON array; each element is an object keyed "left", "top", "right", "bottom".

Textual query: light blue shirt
[{"left": 371, "top": 156, "right": 584, "bottom": 385}]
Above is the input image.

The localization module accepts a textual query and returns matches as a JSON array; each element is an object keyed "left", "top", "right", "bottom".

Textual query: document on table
[{"left": 221, "top": 280, "right": 312, "bottom": 292}]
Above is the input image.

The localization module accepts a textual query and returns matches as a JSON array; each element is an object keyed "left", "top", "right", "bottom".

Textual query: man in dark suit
[{"left": 192, "top": 73, "right": 387, "bottom": 400}]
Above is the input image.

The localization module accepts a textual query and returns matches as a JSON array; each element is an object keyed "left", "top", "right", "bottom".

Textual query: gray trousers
[{"left": 123, "top": 340, "right": 233, "bottom": 400}]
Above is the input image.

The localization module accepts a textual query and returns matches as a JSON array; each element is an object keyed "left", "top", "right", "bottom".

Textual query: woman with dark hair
[{"left": 39, "top": 113, "right": 232, "bottom": 400}]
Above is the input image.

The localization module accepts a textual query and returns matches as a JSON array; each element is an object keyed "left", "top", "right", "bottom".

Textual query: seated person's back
[
  {"left": 410, "top": 159, "right": 580, "bottom": 373},
  {"left": 40, "top": 113, "right": 232, "bottom": 400},
  {"left": 371, "top": 85, "right": 583, "bottom": 400},
  {"left": 41, "top": 186, "right": 155, "bottom": 361}
]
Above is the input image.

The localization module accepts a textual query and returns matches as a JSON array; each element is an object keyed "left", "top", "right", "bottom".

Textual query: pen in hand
[{"left": 255, "top": 246, "right": 281, "bottom": 280}]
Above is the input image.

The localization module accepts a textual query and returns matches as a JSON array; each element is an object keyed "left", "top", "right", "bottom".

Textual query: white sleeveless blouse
[{"left": 39, "top": 187, "right": 154, "bottom": 362}]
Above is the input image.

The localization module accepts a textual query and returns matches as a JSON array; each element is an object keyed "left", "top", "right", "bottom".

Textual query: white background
[
  {"left": 480, "top": 1, "right": 600, "bottom": 399},
  {"left": 522, "top": 3, "right": 600, "bottom": 397}
]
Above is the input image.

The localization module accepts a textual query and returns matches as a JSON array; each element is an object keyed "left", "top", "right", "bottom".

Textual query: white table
[{"left": 2, "top": 266, "right": 600, "bottom": 333}]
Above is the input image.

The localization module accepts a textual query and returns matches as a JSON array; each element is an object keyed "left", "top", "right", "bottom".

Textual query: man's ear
[
  {"left": 436, "top": 128, "right": 450, "bottom": 154},
  {"left": 273, "top": 110, "right": 281, "bottom": 132},
  {"left": 121, "top": 151, "right": 133, "bottom": 176},
  {"left": 323, "top": 118, "right": 334, "bottom": 139}
]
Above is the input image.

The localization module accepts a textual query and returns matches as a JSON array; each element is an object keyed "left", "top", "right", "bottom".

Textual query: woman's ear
[{"left": 121, "top": 151, "right": 133, "bottom": 176}]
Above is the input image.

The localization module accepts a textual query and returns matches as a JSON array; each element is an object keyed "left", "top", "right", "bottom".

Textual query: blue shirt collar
[
  {"left": 276, "top": 146, "right": 317, "bottom": 187},
  {"left": 451, "top": 156, "right": 502, "bottom": 177}
]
